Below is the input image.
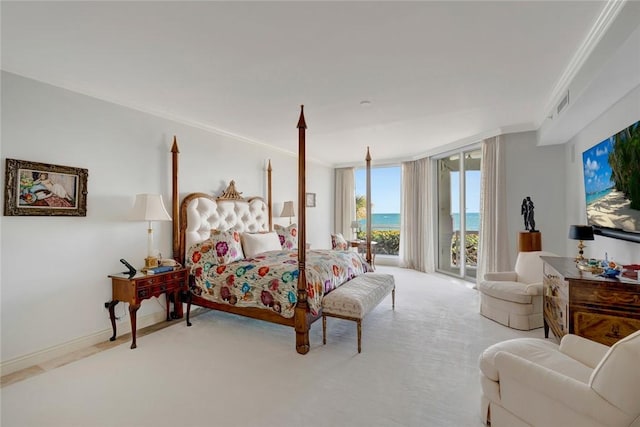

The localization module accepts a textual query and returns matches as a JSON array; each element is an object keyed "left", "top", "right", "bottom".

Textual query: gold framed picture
[{"left": 4, "top": 158, "right": 88, "bottom": 216}]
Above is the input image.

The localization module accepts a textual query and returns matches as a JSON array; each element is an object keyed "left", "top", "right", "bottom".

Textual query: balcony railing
[{"left": 450, "top": 230, "right": 478, "bottom": 267}]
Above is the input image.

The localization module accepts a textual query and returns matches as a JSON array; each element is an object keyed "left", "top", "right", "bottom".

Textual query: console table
[
  {"left": 541, "top": 256, "right": 640, "bottom": 346},
  {"left": 107, "top": 268, "right": 187, "bottom": 349}
]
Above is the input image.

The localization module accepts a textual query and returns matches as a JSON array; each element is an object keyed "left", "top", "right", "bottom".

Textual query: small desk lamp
[
  {"left": 130, "top": 194, "right": 172, "bottom": 269},
  {"left": 351, "top": 220, "right": 360, "bottom": 240},
  {"left": 568, "top": 225, "right": 594, "bottom": 262},
  {"left": 280, "top": 201, "right": 295, "bottom": 225}
]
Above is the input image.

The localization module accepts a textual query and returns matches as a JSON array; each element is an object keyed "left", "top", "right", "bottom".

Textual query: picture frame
[
  {"left": 4, "top": 158, "right": 88, "bottom": 216},
  {"left": 305, "top": 192, "right": 316, "bottom": 208}
]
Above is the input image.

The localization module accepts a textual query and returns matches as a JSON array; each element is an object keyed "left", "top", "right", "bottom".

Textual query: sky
[
  {"left": 355, "top": 166, "right": 481, "bottom": 214},
  {"left": 450, "top": 171, "right": 481, "bottom": 213},
  {"left": 355, "top": 166, "right": 401, "bottom": 213},
  {"left": 582, "top": 136, "right": 614, "bottom": 196}
]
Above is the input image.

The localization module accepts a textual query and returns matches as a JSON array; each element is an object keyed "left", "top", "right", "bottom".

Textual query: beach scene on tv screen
[{"left": 582, "top": 120, "right": 640, "bottom": 233}]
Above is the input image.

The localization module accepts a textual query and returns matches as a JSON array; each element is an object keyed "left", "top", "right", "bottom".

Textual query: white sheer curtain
[
  {"left": 334, "top": 167, "right": 355, "bottom": 237},
  {"left": 477, "top": 136, "right": 510, "bottom": 285},
  {"left": 400, "top": 157, "right": 434, "bottom": 272}
]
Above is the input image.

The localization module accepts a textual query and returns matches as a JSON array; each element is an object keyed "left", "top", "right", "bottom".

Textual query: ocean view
[
  {"left": 452, "top": 213, "right": 480, "bottom": 231},
  {"left": 357, "top": 212, "right": 480, "bottom": 231},
  {"left": 586, "top": 188, "right": 613, "bottom": 205}
]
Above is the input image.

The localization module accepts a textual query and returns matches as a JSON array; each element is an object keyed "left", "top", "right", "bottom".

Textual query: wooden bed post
[
  {"left": 171, "top": 136, "right": 180, "bottom": 261},
  {"left": 267, "top": 159, "right": 273, "bottom": 231},
  {"left": 365, "top": 147, "right": 373, "bottom": 266},
  {"left": 170, "top": 136, "right": 184, "bottom": 318},
  {"left": 295, "top": 105, "right": 310, "bottom": 355}
]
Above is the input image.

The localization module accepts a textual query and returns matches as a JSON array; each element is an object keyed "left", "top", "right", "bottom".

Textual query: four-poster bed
[{"left": 170, "top": 106, "right": 376, "bottom": 354}]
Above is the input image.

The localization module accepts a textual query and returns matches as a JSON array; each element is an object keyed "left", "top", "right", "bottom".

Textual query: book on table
[{"left": 145, "top": 265, "right": 175, "bottom": 274}]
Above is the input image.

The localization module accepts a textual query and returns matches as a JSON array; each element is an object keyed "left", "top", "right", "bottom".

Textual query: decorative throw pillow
[
  {"left": 274, "top": 223, "right": 297, "bottom": 250},
  {"left": 241, "top": 231, "right": 282, "bottom": 258},
  {"left": 209, "top": 229, "right": 245, "bottom": 264},
  {"left": 186, "top": 238, "right": 220, "bottom": 280},
  {"left": 331, "top": 233, "right": 348, "bottom": 250},
  {"left": 186, "top": 239, "right": 219, "bottom": 268}
]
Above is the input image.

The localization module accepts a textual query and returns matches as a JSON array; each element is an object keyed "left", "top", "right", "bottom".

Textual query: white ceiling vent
[{"left": 556, "top": 90, "right": 570, "bottom": 116}]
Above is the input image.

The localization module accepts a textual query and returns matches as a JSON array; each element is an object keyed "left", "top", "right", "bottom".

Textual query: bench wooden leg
[
  {"left": 357, "top": 319, "right": 362, "bottom": 353},
  {"left": 322, "top": 315, "right": 327, "bottom": 345}
]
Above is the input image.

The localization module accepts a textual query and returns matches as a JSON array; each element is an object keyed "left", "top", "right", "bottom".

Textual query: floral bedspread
[{"left": 189, "top": 250, "right": 371, "bottom": 318}]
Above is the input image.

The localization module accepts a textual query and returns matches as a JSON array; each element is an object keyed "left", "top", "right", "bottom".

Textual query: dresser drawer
[
  {"left": 573, "top": 311, "right": 640, "bottom": 346},
  {"left": 133, "top": 270, "right": 186, "bottom": 300},
  {"left": 135, "top": 276, "right": 161, "bottom": 288},
  {"left": 137, "top": 287, "right": 150, "bottom": 299},
  {"left": 571, "top": 286, "right": 640, "bottom": 309},
  {"left": 166, "top": 270, "right": 187, "bottom": 281}
]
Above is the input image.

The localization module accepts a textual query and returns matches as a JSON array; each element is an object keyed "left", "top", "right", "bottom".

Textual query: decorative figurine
[{"left": 521, "top": 196, "right": 537, "bottom": 232}]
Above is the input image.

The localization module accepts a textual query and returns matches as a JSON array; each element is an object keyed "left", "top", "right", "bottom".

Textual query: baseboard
[{"left": 1, "top": 310, "right": 168, "bottom": 376}]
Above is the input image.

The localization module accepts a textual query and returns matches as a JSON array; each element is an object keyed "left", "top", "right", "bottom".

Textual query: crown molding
[{"left": 540, "top": 0, "right": 627, "bottom": 125}]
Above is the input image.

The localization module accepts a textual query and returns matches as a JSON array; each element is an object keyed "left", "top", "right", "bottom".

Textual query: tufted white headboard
[{"left": 178, "top": 192, "right": 269, "bottom": 264}]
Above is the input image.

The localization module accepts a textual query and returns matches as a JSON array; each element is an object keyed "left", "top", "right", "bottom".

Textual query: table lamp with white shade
[
  {"left": 280, "top": 201, "right": 295, "bottom": 225},
  {"left": 130, "top": 194, "right": 172, "bottom": 269},
  {"left": 351, "top": 220, "right": 360, "bottom": 240}
]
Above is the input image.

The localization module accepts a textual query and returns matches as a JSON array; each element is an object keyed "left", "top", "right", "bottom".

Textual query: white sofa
[
  {"left": 479, "top": 330, "right": 640, "bottom": 427},
  {"left": 478, "top": 250, "right": 555, "bottom": 330}
]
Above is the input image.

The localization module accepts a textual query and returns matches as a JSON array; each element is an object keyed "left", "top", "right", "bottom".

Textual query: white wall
[
  {"left": 503, "top": 131, "right": 566, "bottom": 265},
  {"left": 501, "top": 86, "right": 640, "bottom": 267},
  {"left": 563, "top": 85, "right": 640, "bottom": 264},
  {"left": 0, "top": 72, "right": 332, "bottom": 367}
]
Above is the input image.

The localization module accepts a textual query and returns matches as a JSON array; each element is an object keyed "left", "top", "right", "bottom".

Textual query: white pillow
[{"left": 241, "top": 232, "right": 282, "bottom": 258}]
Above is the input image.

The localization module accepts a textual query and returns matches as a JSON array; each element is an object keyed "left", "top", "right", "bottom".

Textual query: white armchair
[
  {"left": 479, "top": 330, "right": 640, "bottom": 427},
  {"left": 478, "top": 250, "right": 556, "bottom": 330}
]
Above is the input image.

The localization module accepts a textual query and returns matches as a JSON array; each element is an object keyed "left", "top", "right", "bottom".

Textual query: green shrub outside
[
  {"left": 450, "top": 232, "right": 478, "bottom": 267},
  {"left": 353, "top": 229, "right": 479, "bottom": 265},
  {"left": 356, "top": 230, "right": 400, "bottom": 255}
]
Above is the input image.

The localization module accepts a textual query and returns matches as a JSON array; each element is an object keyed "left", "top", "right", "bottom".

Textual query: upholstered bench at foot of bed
[{"left": 322, "top": 272, "right": 395, "bottom": 353}]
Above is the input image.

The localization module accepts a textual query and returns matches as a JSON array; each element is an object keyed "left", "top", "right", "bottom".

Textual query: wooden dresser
[{"left": 542, "top": 256, "right": 640, "bottom": 346}]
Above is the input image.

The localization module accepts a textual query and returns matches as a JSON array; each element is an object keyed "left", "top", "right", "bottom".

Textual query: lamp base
[
  {"left": 144, "top": 256, "right": 159, "bottom": 269},
  {"left": 574, "top": 240, "right": 586, "bottom": 263}
]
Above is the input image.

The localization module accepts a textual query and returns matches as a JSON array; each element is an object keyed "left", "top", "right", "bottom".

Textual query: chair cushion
[
  {"left": 514, "top": 250, "right": 555, "bottom": 284},
  {"left": 322, "top": 273, "right": 394, "bottom": 319},
  {"left": 590, "top": 330, "right": 640, "bottom": 416},
  {"left": 479, "top": 337, "right": 593, "bottom": 384},
  {"left": 477, "top": 280, "right": 533, "bottom": 304}
]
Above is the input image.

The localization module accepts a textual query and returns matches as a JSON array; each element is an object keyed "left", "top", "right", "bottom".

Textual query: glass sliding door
[
  {"left": 437, "top": 154, "right": 460, "bottom": 276},
  {"left": 436, "top": 147, "right": 481, "bottom": 280},
  {"left": 463, "top": 150, "right": 481, "bottom": 280}
]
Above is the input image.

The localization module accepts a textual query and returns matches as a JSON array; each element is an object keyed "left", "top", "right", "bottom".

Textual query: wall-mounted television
[{"left": 581, "top": 119, "right": 640, "bottom": 243}]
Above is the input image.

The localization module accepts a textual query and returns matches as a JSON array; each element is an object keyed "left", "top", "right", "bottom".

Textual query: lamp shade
[
  {"left": 351, "top": 220, "right": 360, "bottom": 229},
  {"left": 130, "top": 194, "right": 172, "bottom": 222},
  {"left": 280, "top": 201, "right": 295, "bottom": 218},
  {"left": 568, "top": 225, "right": 594, "bottom": 241}
]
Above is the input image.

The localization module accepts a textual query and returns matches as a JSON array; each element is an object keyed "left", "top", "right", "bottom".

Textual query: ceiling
[{"left": 0, "top": 1, "right": 616, "bottom": 165}]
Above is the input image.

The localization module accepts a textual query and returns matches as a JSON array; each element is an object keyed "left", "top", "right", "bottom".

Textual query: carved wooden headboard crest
[{"left": 217, "top": 180, "right": 244, "bottom": 201}]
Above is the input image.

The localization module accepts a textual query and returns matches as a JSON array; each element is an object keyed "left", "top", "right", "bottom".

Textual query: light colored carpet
[{"left": 1, "top": 266, "right": 543, "bottom": 427}]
